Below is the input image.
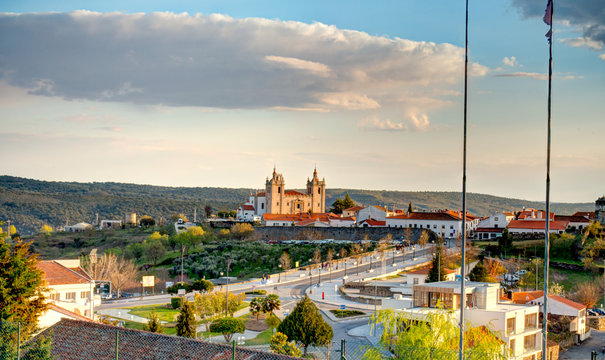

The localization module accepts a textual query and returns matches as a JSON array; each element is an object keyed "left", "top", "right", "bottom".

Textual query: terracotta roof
[
  {"left": 511, "top": 291, "right": 544, "bottom": 304},
  {"left": 343, "top": 205, "right": 364, "bottom": 212},
  {"left": 548, "top": 295, "right": 586, "bottom": 311},
  {"left": 241, "top": 204, "right": 255, "bottom": 211},
  {"left": 409, "top": 212, "right": 462, "bottom": 221},
  {"left": 508, "top": 220, "right": 568, "bottom": 231},
  {"left": 38, "top": 261, "right": 92, "bottom": 286},
  {"left": 256, "top": 191, "right": 266, "bottom": 196},
  {"left": 357, "top": 219, "right": 386, "bottom": 227},
  {"left": 48, "top": 304, "right": 92, "bottom": 322},
  {"left": 32, "top": 319, "right": 301, "bottom": 360},
  {"left": 373, "top": 205, "right": 386, "bottom": 212},
  {"left": 554, "top": 215, "right": 590, "bottom": 223},
  {"left": 406, "top": 267, "right": 456, "bottom": 275},
  {"left": 295, "top": 218, "right": 330, "bottom": 227},
  {"left": 330, "top": 216, "right": 356, "bottom": 221},
  {"left": 263, "top": 213, "right": 330, "bottom": 222},
  {"left": 284, "top": 190, "right": 307, "bottom": 196},
  {"left": 572, "top": 211, "right": 595, "bottom": 219},
  {"left": 518, "top": 209, "right": 555, "bottom": 220},
  {"left": 474, "top": 227, "right": 505, "bottom": 233}
]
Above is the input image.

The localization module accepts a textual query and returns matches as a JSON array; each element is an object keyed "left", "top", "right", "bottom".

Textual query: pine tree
[
  {"left": 427, "top": 239, "right": 447, "bottom": 283},
  {"left": 277, "top": 295, "right": 333, "bottom": 355},
  {"left": 469, "top": 260, "right": 490, "bottom": 282},
  {"left": 145, "top": 309, "right": 165, "bottom": 333},
  {"left": 176, "top": 300, "right": 196, "bottom": 338},
  {"left": 342, "top": 194, "right": 355, "bottom": 209},
  {"left": 0, "top": 238, "right": 48, "bottom": 337}
]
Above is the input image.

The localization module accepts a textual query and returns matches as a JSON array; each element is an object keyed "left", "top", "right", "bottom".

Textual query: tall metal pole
[
  {"left": 542, "top": 1, "right": 554, "bottom": 357},
  {"left": 459, "top": 1, "right": 469, "bottom": 358}
]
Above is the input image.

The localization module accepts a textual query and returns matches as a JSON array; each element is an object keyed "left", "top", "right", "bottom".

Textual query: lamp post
[
  {"left": 278, "top": 264, "right": 282, "bottom": 283},
  {"left": 308, "top": 258, "right": 313, "bottom": 294},
  {"left": 224, "top": 257, "right": 232, "bottom": 316}
]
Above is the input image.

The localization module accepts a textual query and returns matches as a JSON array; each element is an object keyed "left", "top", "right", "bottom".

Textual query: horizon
[{"left": 1, "top": 1, "right": 603, "bottom": 203}]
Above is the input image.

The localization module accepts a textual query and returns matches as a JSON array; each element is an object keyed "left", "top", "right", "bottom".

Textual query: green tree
[
  {"left": 176, "top": 300, "right": 196, "bottom": 338},
  {"left": 21, "top": 334, "right": 55, "bottom": 360},
  {"left": 277, "top": 295, "right": 333, "bottom": 355},
  {"left": 0, "top": 238, "right": 48, "bottom": 337},
  {"left": 262, "top": 294, "right": 281, "bottom": 316},
  {"left": 270, "top": 332, "right": 303, "bottom": 357},
  {"left": 497, "top": 229, "right": 513, "bottom": 256},
  {"left": 144, "top": 238, "right": 166, "bottom": 265},
  {"left": 139, "top": 215, "right": 156, "bottom": 227},
  {"left": 209, "top": 317, "right": 245, "bottom": 342},
  {"left": 365, "top": 307, "right": 506, "bottom": 360},
  {"left": 171, "top": 213, "right": 189, "bottom": 223},
  {"left": 250, "top": 297, "right": 264, "bottom": 320},
  {"left": 266, "top": 314, "right": 281, "bottom": 330},
  {"left": 330, "top": 199, "right": 345, "bottom": 214},
  {"left": 144, "top": 309, "right": 165, "bottom": 333},
  {"left": 468, "top": 260, "right": 490, "bottom": 282},
  {"left": 342, "top": 194, "right": 355, "bottom": 209},
  {"left": 191, "top": 279, "right": 214, "bottom": 293},
  {"left": 427, "top": 239, "right": 447, "bottom": 283}
]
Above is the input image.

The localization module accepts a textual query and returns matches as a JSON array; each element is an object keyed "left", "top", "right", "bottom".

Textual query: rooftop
[{"left": 38, "top": 260, "right": 92, "bottom": 286}]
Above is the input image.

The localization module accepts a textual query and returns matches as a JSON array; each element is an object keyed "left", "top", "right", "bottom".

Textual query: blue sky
[{"left": 0, "top": 1, "right": 603, "bottom": 203}]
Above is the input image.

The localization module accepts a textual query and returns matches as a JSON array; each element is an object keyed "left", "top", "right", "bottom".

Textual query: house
[
  {"left": 357, "top": 218, "right": 386, "bottom": 227},
  {"left": 37, "top": 259, "right": 96, "bottom": 328},
  {"left": 31, "top": 319, "right": 301, "bottom": 360},
  {"left": 64, "top": 222, "right": 93, "bottom": 232},
  {"left": 474, "top": 212, "right": 515, "bottom": 240},
  {"left": 99, "top": 220, "right": 122, "bottom": 230},
  {"left": 386, "top": 210, "right": 478, "bottom": 238},
  {"left": 517, "top": 209, "right": 555, "bottom": 221},
  {"left": 507, "top": 220, "right": 568, "bottom": 235},
  {"left": 262, "top": 213, "right": 331, "bottom": 227},
  {"left": 572, "top": 211, "right": 596, "bottom": 221},
  {"left": 342, "top": 205, "right": 364, "bottom": 218},
  {"left": 328, "top": 215, "right": 356, "bottom": 227},
  {"left": 174, "top": 218, "right": 197, "bottom": 233},
  {"left": 236, "top": 204, "right": 257, "bottom": 222},
  {"left": 356, "top": 205, "right": 387, "bottom": 222},
  {"left": 401, "top": 266, "right": 457, "bottom": 285},
  {"left": 405, "top": 281, "right": 542, "bottom": 360},
  {"left": 553, "top": 215, "right": 591, "bottom": 232}
]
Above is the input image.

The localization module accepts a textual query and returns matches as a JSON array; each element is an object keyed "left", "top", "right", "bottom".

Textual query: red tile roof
[
  {"left": 548, "top": 295, "right": 586, "bottom": 310},
  {"left": 357, "top": 219, "right": 386, "bottom": 227},
  {"left": 508, "top": 220, "right": 568, "bottom": 231},
  {"left": 256, "top": 191, "right": 266, "bottom": 196},
  {"left": 284, "top": 190, "right": 306, "bottom": 196},
  {"left": 511, "top": 291, "right": 544, "bottom": 304},
  {"left": 474, "top": 227, "right": 505, "bottom": 233},
  {"left": 554, "top": 215, "right": 590, "bottom": 223},
  {"left": 33, "top": 319, "right": 301, "bottom": 360},
  {"left": 572, "top": 211, "right": 595, "bottom": 219},
  {"left": 38, "top": 261, "right": 92, "bottom": 286},
  {"left": 388, "top": 211, "right": 477, "bottom": 221},
  {"left": 48, "top": 304, "right": 92, "bottom": 322},
  {"left": 343, "top": 205, "right": 364, "bottom": 212},
  {"left": 241, "top": 204, "right": 255, "bottom": 211},
  {"left": 518, "top": 209, "right": 555, "bottom": 220},
  {"left": 406, "top": 266, "right": 455, "bottom": 275},
  {"left": 263, "top": 213, "right": 330, "bottom": 222}
]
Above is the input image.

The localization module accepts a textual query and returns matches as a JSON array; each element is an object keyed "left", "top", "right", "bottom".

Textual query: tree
[
  {"left": 21, "top": 334, "right": 55, "bottom": 360},
  {"left": 204, "top": 205, "right": 213, "bottom": 218},
  {"left": 250, "top": 297, "right": 264, "bottom": 320},
  {"left": 279, "top": 251, "right": 292, "bottom": 271},
  {"left": 262, "top": 294, "right": 281, "bottom": 316},
  {"left": 0, "top": 238, "right": 48, "bottom": 338},
  {"left": 230, "top": 223, "right": 254, "bottom": 240},
  {"left": 266, "top": 314, "right": 281, "bottom": 329},
  {"left": 139, "top": 215, "right": 156, "bottom": 227},
  {"left": 108, "top": 256, "right": 139, "bottom": 298},
  {"left": 170, "top": 213, "right": 189, "bottom": 223},
  {"left": 313, "top": 248, "right": 322, "bottom": 265},
  {"left": 365, "top": 307, "right": 506, "bottom": 360},
  {"left": 404, "top": 227, "right": 413, "bottom": 245},
  {"left": 573, "top": 281, "right": 600, "bottom": 308},
  {"left": 209, "top": 317, "right": 245, "bottom": 342},
  {"left": 277, "top": 295, "right": 333, "bottom": 355},
  {"left": 145, "top": 238, "right": 166, "bottom": 265},
  {"left": 270, "top": 332, "right": 303, "bottom": 357},
  {"left": 330, "top": 199, "right": 345, "bottom": 214},
  {"left": 418, "top": 230, "right": 429, "bottom": 248},
  {"left": 191, "top": 279, "right": 214, "bottom": 293},
  {"left": 326, "top": 248, "right": 334, "bottom": 265},
  {"left": 498, "top": 229, "right": 513, "bottom": 256},
  {"left": 226, "top": 292, "right": 246, "bottom": 316},
  {"left": 408, "top": 202, "right": 413, "bottom": 213},
  {"left": 483, "top": 258, "right": 506, "bottom": 282},
  {"left": 427, "top": 239, "right": 447, "bottom": 283},
  {"left": 342, "top": 194, "right": 355, "bottom": 209},
  {"left": 218, "top": 229, "right": 230, "bottom": 239},
  {"left": 39, "top": 224, "right": 53, "bottom": 235},
  {"left": 339, "top": 247, "right": 347, "bottom": 260},
  {"left": 187, "top": 226, "right": 204, "bottom": 237},
  {"left": 176, "top": 300, "right": 196, "bottom": 338},
  {"left": 469, "top": 260, "right": 490, "bottom": 282},
  {"left": 145, "top": 309, "right": 165, "bottom": 333}
]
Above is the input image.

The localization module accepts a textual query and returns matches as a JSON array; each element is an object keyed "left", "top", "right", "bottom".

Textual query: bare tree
[
  {"left": 82, "top": 252, "right": 117, "bottom": 281},
  {"left": 312, "top": 248, "right": 321, "bottom": 265},
  {"left": 109, "top": 256, "right": 139, "bottom": 298},
  {"left": 418, "top": 230, "right": 429, "bottom": 248},
  {"left": 279, "top": 251, "right": 292, "bottom": 271},
  {"left": 573, "top": 281, "right": 600, "bottom": 308}
]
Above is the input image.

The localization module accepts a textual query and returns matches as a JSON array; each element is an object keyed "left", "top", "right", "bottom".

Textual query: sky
[{"left": 0, "top": 0, "right": 603, "bottom": 203}]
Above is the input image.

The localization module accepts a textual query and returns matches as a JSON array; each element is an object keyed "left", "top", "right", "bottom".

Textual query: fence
[{"left": 0, "top": 320, "right": 565, "bottom": 360}]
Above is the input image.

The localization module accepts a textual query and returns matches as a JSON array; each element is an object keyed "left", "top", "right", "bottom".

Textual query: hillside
[{"left": 0, "top": 176, "right": 594, "bottom": 235}]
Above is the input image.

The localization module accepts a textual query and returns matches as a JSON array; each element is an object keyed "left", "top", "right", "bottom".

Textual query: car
[
  {"left": 588, "top": 309, "right": 599, "bottom": 316},
  {"left": 516, "top": 270, "right": 528, "bottom": 276},
  {"left": 592, "top": 308, "right": 605, "bottom": 316}
]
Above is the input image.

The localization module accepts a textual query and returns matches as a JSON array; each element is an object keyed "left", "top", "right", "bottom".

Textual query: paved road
[{"left": 560, "top": 330, "right": 605, "bottom": 360}]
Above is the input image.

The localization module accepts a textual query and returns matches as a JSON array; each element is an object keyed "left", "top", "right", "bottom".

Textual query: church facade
[{"left": 237, "top": 167, "right": 326, "bottom": 221}]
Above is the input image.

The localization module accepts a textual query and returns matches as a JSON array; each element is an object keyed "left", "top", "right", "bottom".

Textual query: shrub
[
  {"left": 171, "top": 297, "right": 184, "bottom": 309},
  {"left": 209, "top": 317, "right": 245, "bottom": 342},
  {"left": 167, "top": 282, "right": 191, "bottom": 295}
]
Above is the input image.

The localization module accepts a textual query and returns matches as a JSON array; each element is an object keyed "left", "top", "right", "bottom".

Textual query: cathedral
[{"left": 239, "top": 167, "right": 326, "bottom": 220}]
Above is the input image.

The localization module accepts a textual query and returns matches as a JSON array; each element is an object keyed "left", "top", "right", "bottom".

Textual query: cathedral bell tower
[
  {"left": 266, "top": 166, "right": 285, "bottom": 214},
  {"left": 306, "top": 167, "right": 326, "bottom": 213}
]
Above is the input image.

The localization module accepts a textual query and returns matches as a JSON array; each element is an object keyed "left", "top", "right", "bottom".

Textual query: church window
[
  {"left": 297, "top": 204, "right": 301, "bottom": 209},
  {"left": 277, "top": 202, "right": 279, "bottom": 206},
  {"left": 318, "top": 188, "right": 321, "bottom": 194},
  {"left": 278, "top": 186, "right": 281, "bottom": 193},
  {"left": 261, "top": 203, "right": 264, "bottom": 209},
  {"left": 287, "top": 202, "right": 290, "bottom": 205}
]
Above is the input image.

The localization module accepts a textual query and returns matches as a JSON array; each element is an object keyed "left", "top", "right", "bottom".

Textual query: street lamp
[
  {"left": 308, "top": 258, "right": 313, "bottom": 294},
  {"left": 278, "top": 264, "right": 282, "bottom": 283}
]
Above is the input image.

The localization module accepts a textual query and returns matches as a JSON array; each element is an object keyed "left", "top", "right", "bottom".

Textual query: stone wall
[
  {"left": 253, "top": 226, "right": 436, "bottom": 242},
  {"left": 588, "top": 316, "right": 605, "bottom": 330}
]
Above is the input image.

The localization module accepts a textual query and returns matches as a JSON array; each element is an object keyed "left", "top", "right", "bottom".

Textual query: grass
[
  {"left": 550, "top": 267, "right": 598, "bottom": 292},
  {"left": 244, "top": 328, "right": 274, "bottom": 345},
  {"left": 126, "top": 304, "right": 180, "bottom": 322},
  {"left": 121, "top": 320, "right": 177, "bottom": 335},
  {"left": 329, "top": 309, "right": 365, "bottom": 318}
]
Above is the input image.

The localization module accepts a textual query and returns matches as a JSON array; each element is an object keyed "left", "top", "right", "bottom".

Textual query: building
[
  {"left": 236, "top": 204, "right": 257, "bottom": 222},
  {"left": 263, "top": 213, "right": 330, "bottom": 227},
  {"left": 407, "top": 281, "right": 542, "bottom": 360},
  {"left": 474, "top": 212, "right": 515, "bottom": 240},
  {"left": 99, "top": 220, "right": 122, "bottom": 230},
  {"left": 64, "top": 222, "right": 93, "bottom": 232},
  {"left": 32, "top": 319, "right": 300, "bottom": 360},
  {"left": 328, "top": 215, "right": 356, "bottom": 227},
  {"left": 342, "top": 205, "right": 364, "bottom": 218},
  {"left": 386, "top": 210, "right": 479, "bottom": 238},
  {"left": 507, "top": 220, "right": 568, "bottom": 235},
  {"left": 596, "top": 196, "right": 605, "bottom": 224},
  {"left": 244, "top": 167, "right": 326, "bottom": 217},
  {"left": 401, "top": 266, "right": 457, "bottom": 285},
  {"left": 37, "top": 259, "right": 96, "bottom": 328},
  {"left": 553, "top": 215, "right": 591, "bottom": 232},
  {"left": 356, "top": 205, "right": 387, "bottom": 222}
]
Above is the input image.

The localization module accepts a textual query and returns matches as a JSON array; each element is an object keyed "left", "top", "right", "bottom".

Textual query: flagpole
[
  {"left": 459, "top": 0, "right": 469, "bottom": 359},
  {"left": 542, "top": 0, "right": 553, "bottom": 358}
]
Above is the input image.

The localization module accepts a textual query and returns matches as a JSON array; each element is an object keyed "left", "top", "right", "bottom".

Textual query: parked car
[
  {"left": 588, "top": 309, "right": 599, "bottom": 316},
  {"left": 516, "top": 270, "right": 528, "bottom": 276}
]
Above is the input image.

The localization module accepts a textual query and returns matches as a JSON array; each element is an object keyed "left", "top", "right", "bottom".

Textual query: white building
[
  {"left": 236, "top": 204, "right": 257, "bottom": 222},
  {"left": 328, "top": 215, "right": 356, "bottom": 227},
  {"left": 99, "top": 220, "right": 122, "bottom": 230},
  {"left": 64, "top": 222, "right": 93, "bottom": 232},
  {"left": 37, "top": 259, "right": 96, "bottom": 329},
  {"left": 507, "top": 220, "right": 568, "bottom": 235},
  {"left": 386, "top": 211, "right": 478, "bottom": 238},
  {"left": 475, "top": 212, "right": 515, "bottom": 239},
  {"left": 405, "top": 281, "right": 542, "bottom": 360},
  {"left": 528, "top": 294, "right": 589, "bottom": 343},
  {"left": 356, "top": 205, "right": 387, "bottom": 222},
  {"left": 342, "top": 205, "right": 364, "bottom": 218}
]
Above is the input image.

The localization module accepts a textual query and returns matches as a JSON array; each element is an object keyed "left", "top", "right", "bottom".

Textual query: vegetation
[
  {"left": 427, "top": 239, "right": 446, "bottom": 283},
  {"left": 330, "top": 193, "right": 356, "bottom": 214},
  {"left": 277, "top": 295, "right": 333, "bottom": 355},
  {"left": 209, "top": 317, "right": 245, "bottom": 342},
  {"left": 249, "top": 294, "right": 281, "bottom": 320},
  {"left": 468, "top": 260, "right": 490, "bottom": 282},
  {"left": 329, "top": 309, "right": 365, "bottom": 318},
  {"left": 176, "top": 300, "right": 196, "bottom": 338},
  {"left": 0, "top": 238, "right": 48, "bottom": 337},
  {"left": 366, "top": 307, "right": 506, "bottom": 359},
  {"left": 1, "top": 175, "right": 592, "bottom": 235},
  {"left": 144, "top": 309, "right": 165, "bottom": 333},
  {"left": 270, "top": 332, "right": 302, "bottom": 357}
]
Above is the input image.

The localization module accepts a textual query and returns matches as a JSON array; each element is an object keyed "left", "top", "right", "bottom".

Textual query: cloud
[
  {"left": 562, "top": 37, "right": 603, "bottom": 50},
  {"left": 494, "top": 72, "right": 582, "bottom": 80},
  {"left": 601, "top": 54, "right": 605, "bottom": 60},
  {"left": 502, "top": 56, "right": 518, "bottom": 67},
  {"left": 358, "top": 112, "right": 431, "bottom": 132},
  {"left": 510, "top": 0, "right": 605, "bottom": 56},
  {"left": 0, "top": 11, "right": 482, "bottom": 114}
]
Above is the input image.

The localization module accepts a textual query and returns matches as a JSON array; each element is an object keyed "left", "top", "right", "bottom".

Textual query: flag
[{"left": 543, "top": 0, "right": 553, "bottom": 26}]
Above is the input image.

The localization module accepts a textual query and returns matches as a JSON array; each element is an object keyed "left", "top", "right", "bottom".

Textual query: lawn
[
  {"left": 121, "top": 320, "right": 177, "bottom": 335},
  {"left": 126, "top": 304, "right": 180, "bottom": 322},
  {"left": 329, "top": 309, "right": 366, "bottom": 318},
  {"left": 244, "top": 328, "right": 274, "bottom": 345}
]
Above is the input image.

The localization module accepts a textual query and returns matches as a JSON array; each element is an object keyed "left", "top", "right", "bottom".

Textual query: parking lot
[{"left": 560, "top": 330, "right": 605, "bottom": 359}]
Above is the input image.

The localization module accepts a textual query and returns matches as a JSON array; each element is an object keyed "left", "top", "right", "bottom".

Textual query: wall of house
[{"left": 46, "top": 282, "right": 95, "bottom": 319}]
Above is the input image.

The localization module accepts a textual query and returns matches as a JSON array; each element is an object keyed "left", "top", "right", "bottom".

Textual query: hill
[{"left": 0, "top": 176, "right": 594, "bottom": 235}]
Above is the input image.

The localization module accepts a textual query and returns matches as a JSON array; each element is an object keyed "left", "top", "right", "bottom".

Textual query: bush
[
  {"left": 167, "top": 282, "right": 191, "bottom": 294},
  {"left": 171, "top": 297, "right": 184, "bottom": 309},
  {"left": 245, "top": 289, "right": 267, "bottom": 295},
  {"left": 209, "top": 317, "right": 245, "bottom": 342},
  {"left": 191, "top": 279, "right": 214, "bottom": 293}
]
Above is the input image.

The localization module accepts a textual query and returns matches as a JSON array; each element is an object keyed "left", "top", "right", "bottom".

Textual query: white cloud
[
  {"left": 358, "top": 111, "right": 431, "bottom": 132},
  {"left": 0, "top": 11, "right": 483, "bottom": 114},
  {"left": 502, "top": 56, "right": 518, "bottom": 67},
  {"left": 600, "top": 54, "right": 605, "bottom": 60},
  {"left": 562, "top": 37, "right": 603, "bottom": 50},
  {"left": 494, "top": 72, "right": 582, "bottom": 80}
]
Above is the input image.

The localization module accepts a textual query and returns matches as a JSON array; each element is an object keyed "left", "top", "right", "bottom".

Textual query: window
[
  {"left": 507, "top": 317, "right": 516, "bottom": 335},
  {"left": 433, "top": 225, "right": 437, "bottom": 229},
  {"left": 287, "top": 202, "right": 289, "bottom": 206},
  {"left": 524, "top": 334, "right": 536, "bottom": 351},
  {"left": 525, "top": 313, "right": 537, "bottom": 329},
  {"left": 50, "top": 293, "right": 60, "bottom": 301},
  {"left": 80, "top": 291, "right": 90, "bottom": 299},
  {"left": 66, "top": 292, "right": 76, "bottom": 301},
  {"left": 318, "top": 188, "right": 321, "bottom": 194},
  {"left": 442, "top": 225, "right": 445, "bottom": 229},
  {"left": 509, "top": 339, "right": 516, "bottom": 354},
  {"left": 495, "top": 217, "right": 499, "bottom": 221},
  {"left": 278, "top": 186, "right": 281, "bottom": 193},
  {"left": 297, "top": 204, "right": 300, "bottom": 209},
  {"left": 261, "top": 203, "right": 264, "bottom": 209},
  {"left": 413, "top": 278, "right": 419, "bottom": 285},
  {"left": 450, "top": 225, "right": 454, "bottom": 229}
]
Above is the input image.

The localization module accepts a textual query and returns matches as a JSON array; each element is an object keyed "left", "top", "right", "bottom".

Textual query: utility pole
[
  {"left": 180, "top": 245, "right": 184, "bottom": 283},
  {"left": 225, "top": 258, "right": 232, "bottom": 316}
]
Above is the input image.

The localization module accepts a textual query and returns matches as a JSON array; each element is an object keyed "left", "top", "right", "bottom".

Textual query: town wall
[{"left": 252, "top": 227, "right": 438, "bottom": 242}]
